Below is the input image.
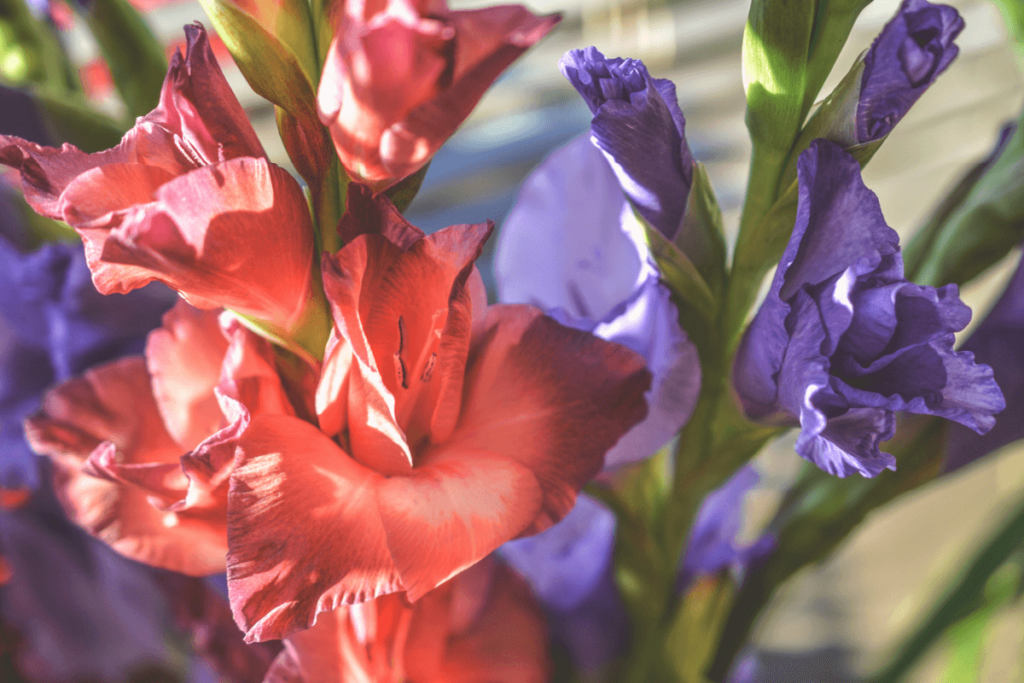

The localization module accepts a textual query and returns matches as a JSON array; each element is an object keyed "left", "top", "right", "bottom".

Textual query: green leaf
[
  {"left": 0, "top": 0, "right": 77, "bottom": 90},
  {"left": 641, "top": 217, "right": 716, "bottom": 346},
  {"left": 731, "top": 0, "right": 873, "bottom": 343},
  {"left": 708, "top": 416, "right": 948, "bottom": 680},
  {"left": 274, "top": 105, "right": 341, "bottom": 251},
  {"left": 666, "top": 576, "right": 736, "bottom": 683},
  {"left": 908, "top": 108, "right": 1024, "bottom": 288},
  {"left": 742, "top": 0, "right": 816, "bottom": 154},
  {"left": 868, "top": 504, "right": 1024, "bottom": 683},
  {"left": 32, "top": 89, "right": 124, "bottom": 152},
  {"left": 384, "top": 161, "right": 431, "bottom": 214},
  {"left": 992, "top": 0, "right": 1024, "bottom": 53},
  {"left": 78, "top": 0, "right": 167, "bottom": 119},
  {"left": 800, "top": 0, "right": 874, "bottom": 122},
  {"left": 678, "top": 162, "right": 727, "bottom": 299},
  {"left": 780, "top": 58, "right": 864, "bottom": 190},
  {"left": 199, "top": 0, "right": 337, "bottom": 234},
  {"left": 197, "top": 0, "right": 319, "bottom": 125}
]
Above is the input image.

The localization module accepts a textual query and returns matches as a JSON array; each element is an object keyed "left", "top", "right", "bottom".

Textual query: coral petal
[
  {"left": 146, "top": 301, "right": 229, "bottom": 450},
  {"left": 378, "top": 451, "right": 543, "bottom": 601},
  {"left": 450, "top": 305, "right": 650, "bottom": 531},
  {"left": 24, "top": 358, "right": 227, "bottom": 574},
  {"left": 227, "top": 415, "right": 403, "bottom": 642}
]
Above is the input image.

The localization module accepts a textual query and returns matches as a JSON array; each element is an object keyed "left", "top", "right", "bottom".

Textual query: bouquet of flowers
[{"left": 0, "top": 0, "right": 1022, "bottom": 680}]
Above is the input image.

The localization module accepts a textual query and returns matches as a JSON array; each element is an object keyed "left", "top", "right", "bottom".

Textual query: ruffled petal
[
  {"left": 150, "top": 23, "right": 267, "bottom": 164},
  {"left": 317, "top": 0, "right": 558, "bottom": 187},
  {"left": 321, "top": 235, "right": 410, "bottom": 473},
  {"left": 494, "top": 135, "right": 642, "bottom": 321},
  {"left": 446, "top": 305, "right": 650, "bottom": 531},
  {"left": 376, "top": 449, "right": 544, "bottom": 602},
  {"left": 679, "top": 467, "right": 775, "bottom": 589},
  {"left": 272, "top": 559, "right": 550, "bottom": 683},
  {"left": 945, "top": 257, "right": 1024, "bottom": 471},
  {"left": 408, "top": 560, "right": 551, "bottom": 683},
  {"left": 87, "top": 157, "right": 314, "bottom": 329},
  {"left": 321, "top": 222, "right": 491, "bottom": 468},
  {"left": 59, "top": 163, "right": 175, "bottom": 224},
  {"left": 857, "top": 0, "right": 963, "bottom": 142},
  {"left": 383, "top": 6, "right": 559, "bottom": 183},
  {"left": 24, "top": 358, "right": 228, "bottom": 574},
  {"left": 559, "top": 47, "right": 693, "bottom": 238},
  {"left": 226, "top": 415, "right": 403, "bottom": 642},
  {"left": 146, "top": 301, "right": 229, "bottom": 450},
  {"left": 798, "top": 408, "right": 897, "bottom": 478},
  {"left": 499, "top": 493, "right": 615, "bottom": 612},
  {"left": 592, "top": 276, "right": 700, "bottom": 467},
  {"left": 336, "top": 182, "right": 425, "bottom": 250},
  {"left": 779, "top": 140, "right": 900, "bottom": 300}
]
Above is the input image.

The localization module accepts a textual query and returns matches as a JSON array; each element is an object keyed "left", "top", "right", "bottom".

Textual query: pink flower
[
  {"left": 264, "top": 557, "right": 550, "bottom": 683},
  {"left": 316, "top": 0, "right": 560, "bottom": 189},
  {"left": 24, "top": 301, "right": 300, "bottom": 576},
  {"left": 225, "top": 188, "right": 650, "bottom": 641},
  {"left": 0, "top": 24, "right": 315, "bottom": 332}
]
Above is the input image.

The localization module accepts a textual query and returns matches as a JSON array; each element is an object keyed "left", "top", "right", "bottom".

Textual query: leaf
[
  {"left": 742, "top": 0, "right": 817, "bottom": 154},
  {"left": 384, "top": 161, "right": 431, "bottom": 213},
  {"left": 992, "top": 0, "right": 1024, "bottom": 51},
  {"left": 666, "top": 576, "right": 735, "bottom": 683},
  {"left": 0, "top": 0, "right": 77, "bottom": 90},
  {"left": 78, "top": 0, "right": 167, "bottom": 118},
  {"left": 199, "top": 0, "right": 335, "bottom": 218},
  {"left": 868, "top": 502, "right": 1024, "bottom": 683},
  {"left": 677, "top": 162, "right": 727, "bottom": 299},
  {"left": 731, "top": 0, "right": 873, "bottom": 341},
  {"left": 707, "top": 416, "right": 948, "bottom": 680},
  {"left": 641, "top": 216, "right": 716, "bottom": 340},
  {"left": 197, "top": 0, "right": 319, "bottom": 125},
  {"left": 33, "top": 89, "right": 124, "bottom": 152},
  {"left": 800, "top": 0, "right": 875, "bottom": 121},
  {"left": 910, "top": 108, "right": 1024, "bottom": 288}
]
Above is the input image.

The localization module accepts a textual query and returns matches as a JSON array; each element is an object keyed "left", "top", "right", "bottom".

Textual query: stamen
[
  {"left": 394, "top": 354, "right": 408, "bottom": 389},
  {"left": 420, "top": 353, "right": 437, "bottom": 382},
  {"left": 394, "top": 316, "right": 408, "bottom": 389}
]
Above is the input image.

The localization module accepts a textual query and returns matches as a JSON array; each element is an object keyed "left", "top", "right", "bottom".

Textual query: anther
[{"left": 420, "top": 353, "right": 437, "bottom": 382}]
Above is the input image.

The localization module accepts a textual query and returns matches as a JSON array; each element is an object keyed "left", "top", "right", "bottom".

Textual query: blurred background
[{"left": 12, "top": 0, "right": 1024, "bottom": 680}]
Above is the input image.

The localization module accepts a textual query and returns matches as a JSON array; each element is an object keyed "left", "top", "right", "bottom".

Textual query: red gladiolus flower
[
  {"left": 0, "top": 24, "right": 315, "bottom": 332},
  {"left": 225, "top": 188, "right": 650, "bottom": 642},
  {"left": 23, "top": 302, "right": 299, "bottom": 576},
  {"left": 264, "top": 558, "right": 550, "bottom": 683},
  {"left": 316, "top": 0, "right": 560, "bottom": 190}
]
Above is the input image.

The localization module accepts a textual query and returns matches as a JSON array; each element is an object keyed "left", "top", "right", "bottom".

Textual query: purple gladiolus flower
[
  {"left": 726, "top": 653, "right": 762, "bottom": 683},
  {"left": 0, "top": 85, "right": 53, "bottom": 145},
  {"left": 734, "top": 139, "right": 1004, "bottom": 478},
  {"left": 501, "top": 469, "right": 772, "bottom": 674},
  {"left": 495, "top": 135, "right": 700, "bottom": 468},
  {"left": 677, "top": 467, "right": 775, "bottom": 592},
  {"left": 559, "top": 47, "right": 694, "bottom": 239},
  {"left": 857, "top": 0, "right": 963, "bottom": 142},
  {"left": 500, "top": 495, "right": 629, "bottom": 676},
  {"left": 0, "top": 478, "right": 177, "bottom": 682},
  {"left": 0, "top": 181, "right": 174, "bottom": 489},
  {"left": 944, "top": 254, "right": 1024, "bottom": 472}
]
